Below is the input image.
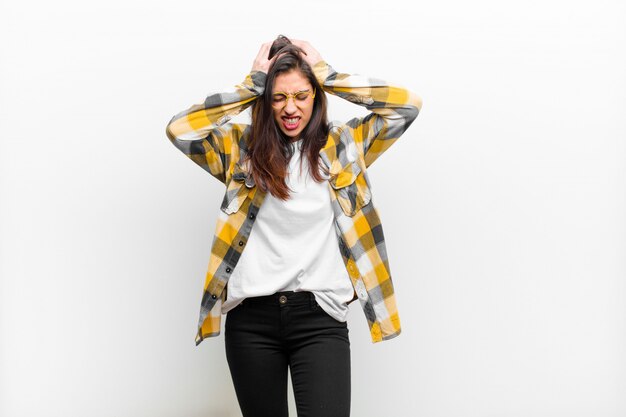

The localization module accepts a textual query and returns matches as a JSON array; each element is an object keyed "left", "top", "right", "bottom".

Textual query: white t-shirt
[{"left": 221, "top": 138, "right": 355, "bottom": 321}]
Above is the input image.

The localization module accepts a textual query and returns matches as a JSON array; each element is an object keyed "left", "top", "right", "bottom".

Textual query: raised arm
[
  {"left": 292, "top": 39, "right": 422, "bottom": 168},
  {"left": 165, "top": 43, "right": 275, "bottom": 184},
  {"left": 314, "top": 61, "right": 422, "bottom": 167}
]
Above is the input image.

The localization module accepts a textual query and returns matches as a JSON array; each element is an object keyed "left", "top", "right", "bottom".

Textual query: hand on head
[
  {"left": 251, "top": 42, "right": 277, "bottom": 73},
  {"left": 251, "top": 37, "right": 324, "bottom": 74},
  {"left": 290, "top": 39, "right": 323, "bottom": 68}
]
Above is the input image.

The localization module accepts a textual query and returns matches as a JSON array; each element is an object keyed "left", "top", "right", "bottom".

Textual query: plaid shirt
[{"left": 166, "top": 61, "right": 422, "bottom": 346}]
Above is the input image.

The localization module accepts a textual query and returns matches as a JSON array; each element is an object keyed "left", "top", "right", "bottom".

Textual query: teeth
[{"left": 285, "top": 117, "right": 299, "bottom": 124}]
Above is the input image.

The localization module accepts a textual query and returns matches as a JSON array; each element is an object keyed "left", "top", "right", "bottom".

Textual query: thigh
[
  {"left": 224, "top": 303, "right": 289, "bottom": 417},
  {"left": 288, "top": 306, "right": 351, "bottom": 417}
]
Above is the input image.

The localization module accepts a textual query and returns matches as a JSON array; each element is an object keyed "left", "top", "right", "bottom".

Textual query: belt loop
[{"left": 309, "top": 293, "right": 317, "bottom": 310}]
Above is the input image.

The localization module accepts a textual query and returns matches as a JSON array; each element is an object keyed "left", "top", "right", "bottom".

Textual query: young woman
[{"left": 166, "top": 36, "right": 422, "bottom": 417}]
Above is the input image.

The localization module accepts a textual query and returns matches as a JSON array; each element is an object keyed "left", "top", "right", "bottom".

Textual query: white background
[{"left": 1, "top": 0, "right": 625, "bottom": 416}]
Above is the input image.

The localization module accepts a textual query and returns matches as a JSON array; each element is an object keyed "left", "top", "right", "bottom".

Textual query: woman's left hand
[{"left": 291, "top": 39, "right": 324, "bottom": 68}]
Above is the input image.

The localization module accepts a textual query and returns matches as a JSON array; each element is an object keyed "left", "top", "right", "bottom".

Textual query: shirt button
[
  {"left": 211, "top": 294, "right": 217, "bottom": 299},
  {"left": 226, "top": 267, "right": 231, "bottom": 273},
  {"left": 279, "top": 295, "right": 287, "bottom": 304},
  {"left": 238, "top": 241, "right": 244, "bottom": 246},
  {"left": 249, "top": 213, "right": 255, "bottom": 219}
]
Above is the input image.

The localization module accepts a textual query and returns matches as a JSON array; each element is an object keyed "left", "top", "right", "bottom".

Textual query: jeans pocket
[
  {"left": 313, "top": 303, "right": 348, "bottom": 328},
  {"left": 225, "top": 302, "right": 245, "bottom": 329}
]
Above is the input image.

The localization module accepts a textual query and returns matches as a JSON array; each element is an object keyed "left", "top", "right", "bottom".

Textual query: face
[{"left": 271, "top": 70, "right": 315, "bottom": 141}]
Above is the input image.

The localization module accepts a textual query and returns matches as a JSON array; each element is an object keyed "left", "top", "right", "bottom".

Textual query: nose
[{"left": 284, "top": 97, "right": 298, "bottom": 113}]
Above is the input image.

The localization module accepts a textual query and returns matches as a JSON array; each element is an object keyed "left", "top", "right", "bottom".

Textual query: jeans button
[{"left": 279, "top": 295, "right": 287, "bottom": 304}]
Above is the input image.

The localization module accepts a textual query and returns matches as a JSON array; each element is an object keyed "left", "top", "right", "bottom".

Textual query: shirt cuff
[
  {"left": 246, "top": 70, "right": 267, "bottom": 95},
  {"left": 312, "top": 60, "right": 334, "bottom": 87}
]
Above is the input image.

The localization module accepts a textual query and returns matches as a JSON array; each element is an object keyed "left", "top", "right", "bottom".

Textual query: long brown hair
[{"left": 247, "top": 35, "right": 329, "bottom": 200}]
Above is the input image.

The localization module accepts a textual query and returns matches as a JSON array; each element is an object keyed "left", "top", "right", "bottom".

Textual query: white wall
[{"left": 1, "top": 0, "right": 625, "bottom": 416}]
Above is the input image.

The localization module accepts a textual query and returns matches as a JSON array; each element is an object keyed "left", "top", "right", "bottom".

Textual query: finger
[
  {"left": 257, "top": 42, "right": 270, "bottom": 56},
  {"left": 264, "top": 42, "right": 276, "bottom": 60},
  {"left": 255, "top": 45, "right": 266, "bottom": 60},
  {"left": 293, "top": 39, "right": 309, "bottom": 48},
  {"left": 293, "top": 40, "right": 311, "bottom": 55}
]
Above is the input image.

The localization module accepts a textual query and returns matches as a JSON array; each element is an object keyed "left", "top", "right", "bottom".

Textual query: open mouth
[{"left": 281, "top": 116, "right": 301, "bottom": 131}]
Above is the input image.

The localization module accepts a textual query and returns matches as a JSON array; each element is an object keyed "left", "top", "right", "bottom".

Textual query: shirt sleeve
[
  {"left": 165, "top": 71, "right": 267, "bottom": 184},
  {"left": 312, "top": 61, "right": 422, "bottom": 168}
]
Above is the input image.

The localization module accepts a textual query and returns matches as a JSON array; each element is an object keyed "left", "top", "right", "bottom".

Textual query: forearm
[
  {"left": 165, "top": 71, "right": 267, "bottom": 143},
  {"left": 312, "top": 61, "right": 422, "bottom": 116},
  {"left": 313, "top": 60, "right": 422, "bottom": 166},
  {"left": 165, "top": 71, "right": 266, "bottom": 183}
]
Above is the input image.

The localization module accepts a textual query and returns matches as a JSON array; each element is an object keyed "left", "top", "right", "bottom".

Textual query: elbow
[
  {"left": 403, "top": 95, "right": 422, "bottom": 130},
  {"left": 397, "top": 94, "right": 421, "bottom": 133},
  {"left": 165, "top": 116, "right": 182, "bottom": 144},
  {"left": 414, "top": 95, "right": 423, "bottom": 114},
  {"left": 408, "top": 92, "right": 422, "bottom": 121},
  {"left": 406, "top": 104, "right": 420, "bottom": 124},
  {"left": 397, "top": 101, "right": 420, "bottom": 127}
]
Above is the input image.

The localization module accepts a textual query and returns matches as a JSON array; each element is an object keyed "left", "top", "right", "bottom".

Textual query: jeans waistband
[{"left": 243, "top": 291, "right": 318, "bottom": 308}]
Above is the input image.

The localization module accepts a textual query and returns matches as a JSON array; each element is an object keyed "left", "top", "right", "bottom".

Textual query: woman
[{"left": 166, "top": 36, "right": 422, "bottom": 417}]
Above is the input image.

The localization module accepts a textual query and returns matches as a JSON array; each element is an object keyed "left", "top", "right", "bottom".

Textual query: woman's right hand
[{"left": 251, "top": 42, "right": 276, "bottom": 74}]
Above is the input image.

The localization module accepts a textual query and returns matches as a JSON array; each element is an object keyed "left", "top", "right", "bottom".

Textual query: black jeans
[{"left": 225, "top": 290, "right": 351, "bottom": 417}]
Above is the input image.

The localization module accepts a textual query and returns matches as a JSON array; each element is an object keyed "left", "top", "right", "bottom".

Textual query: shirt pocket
[
  {"left": 329, "top": 161, "right": 372, "bottom": 217},
  {"left": 220, "top": 160, "right": 254, "bottom": 214}
]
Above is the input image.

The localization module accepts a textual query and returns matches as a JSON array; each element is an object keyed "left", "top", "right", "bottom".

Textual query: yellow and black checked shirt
[{"left": 166, "top": 61, "right": 422, "bottom": 346}]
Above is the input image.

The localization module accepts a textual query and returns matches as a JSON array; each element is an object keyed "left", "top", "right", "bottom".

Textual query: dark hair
[{"left": 247, "top": 35, "right": 329, "bottom": 200}]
